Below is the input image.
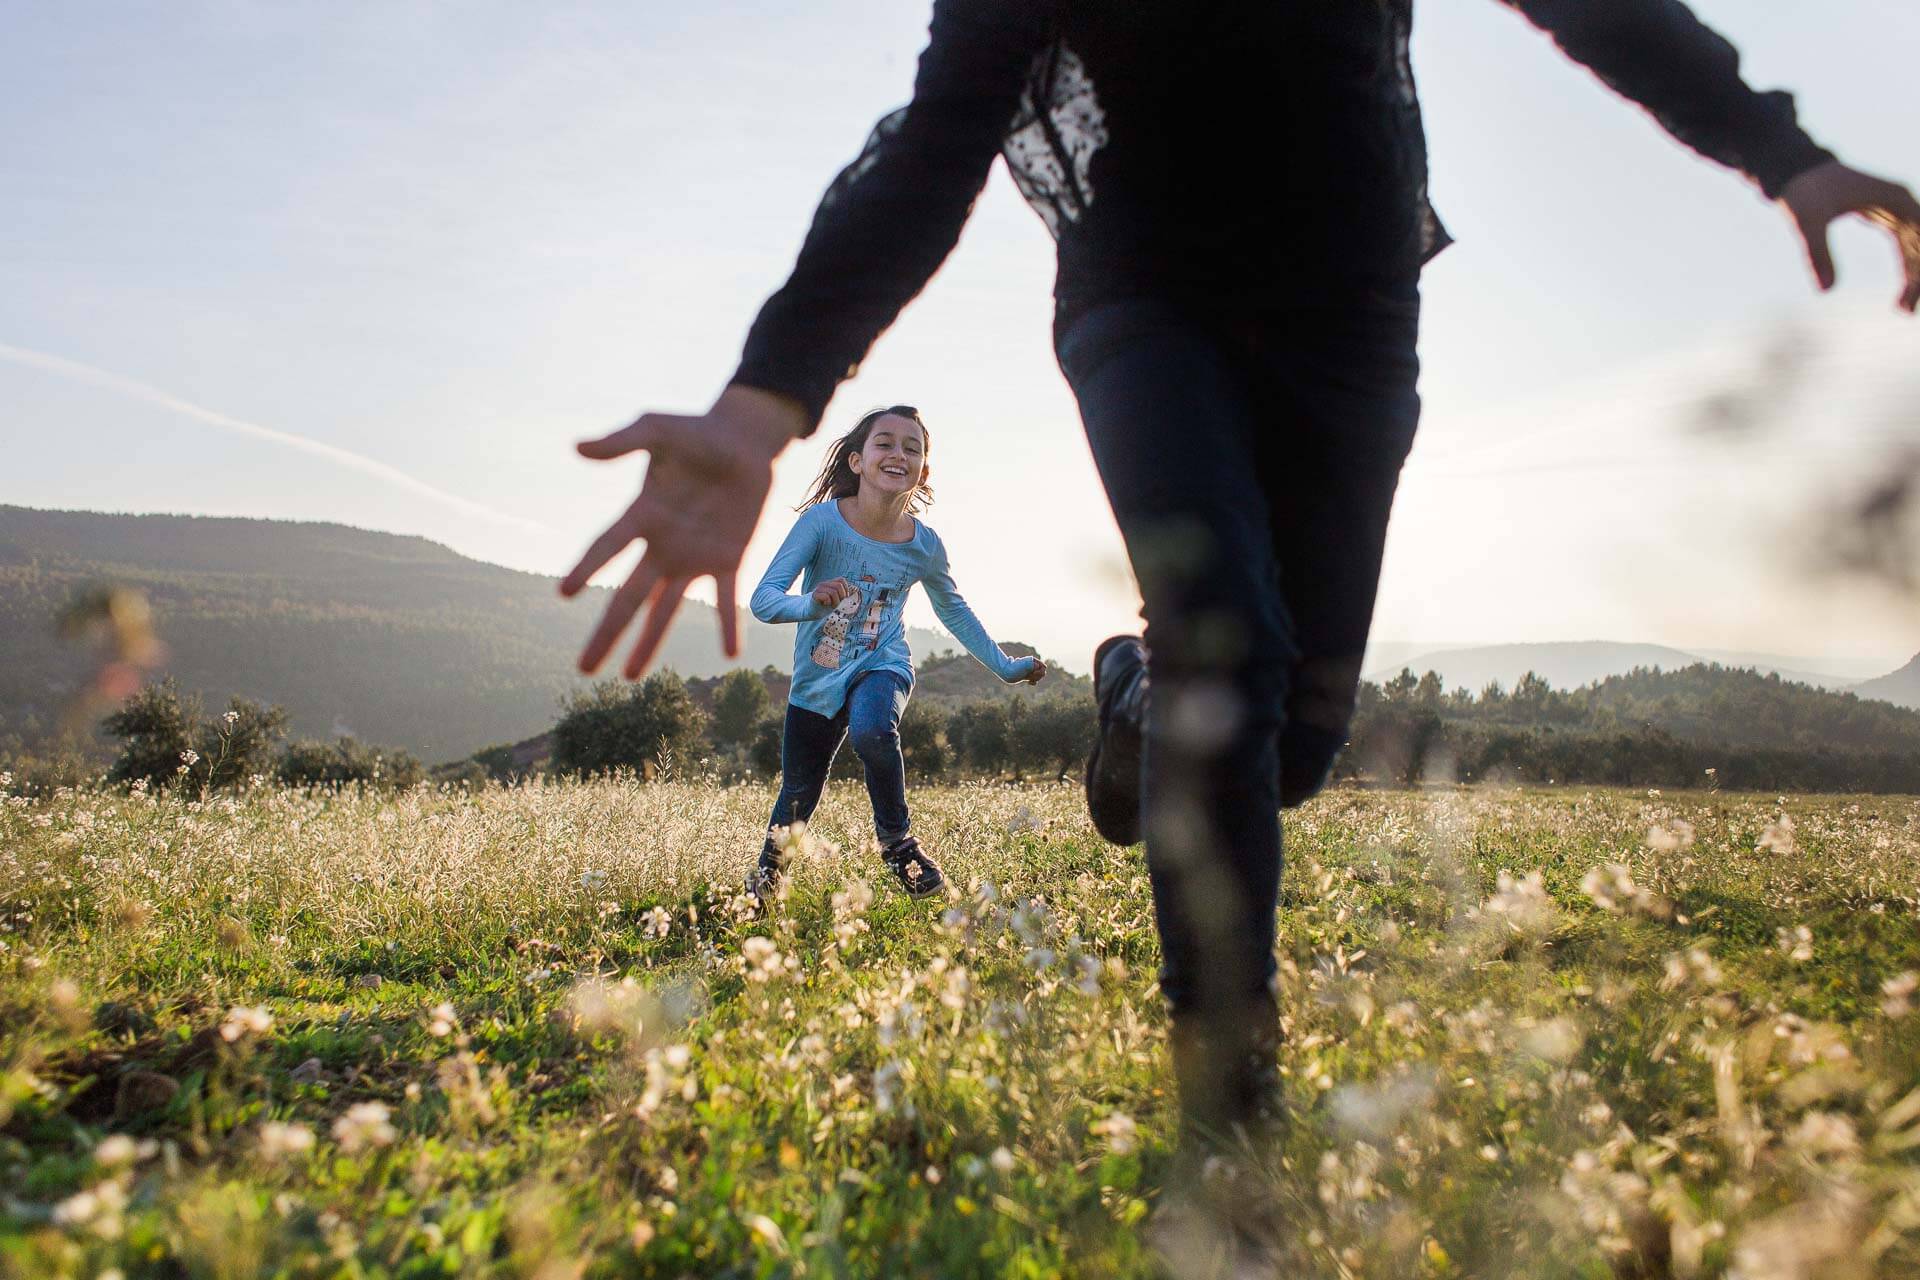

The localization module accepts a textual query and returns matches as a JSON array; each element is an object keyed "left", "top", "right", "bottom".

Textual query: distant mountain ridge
[
  {"left": 1854, "top": 654, "right": 1920, "bottom": 711},
  {"left": 0, "top": 506, "right": 959, "bottom": 761},
  {"left": 1364, "top": 640, "right": 1878, "bottom": 694}
]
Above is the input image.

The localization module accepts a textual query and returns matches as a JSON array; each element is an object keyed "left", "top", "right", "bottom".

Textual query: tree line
[
  {"left": 18, "top": 658, "right": 1920, "bottom": 797},
  {"left": 1345, "top": 664, "right": 1920, "bottom": 792},
  {"left": 508, "top": 667, "right": 1097, "bottom": 785}
]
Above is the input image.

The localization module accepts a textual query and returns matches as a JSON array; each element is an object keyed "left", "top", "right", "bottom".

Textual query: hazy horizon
[{"left": 10, "top": 498, "right": 1909, "bottom": 684}]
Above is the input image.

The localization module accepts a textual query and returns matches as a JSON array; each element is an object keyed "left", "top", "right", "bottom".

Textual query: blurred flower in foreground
[
  {"left": 219, "top": 1005, "right": 273, "bottom": 1043},
  {"left": 332, "top": 1101, "right": 397, "bottom": 1152},
  {"left": 258, "top": 1122, "right": 315, "bottom": 1160},
  {"left": 56, "top": 585, "right": 167, "bottom": 729}
]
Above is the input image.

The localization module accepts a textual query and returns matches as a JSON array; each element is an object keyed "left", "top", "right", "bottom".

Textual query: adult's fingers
[
  {"left": 1793, "top": 206, "right": 1837, "bottom": 292},
  {"left": 559, "top": 503, "right": 639, "bottom": 597},
  {"left": 560, "top": 492, "right": 675, "bottom": 597},
  {"left": 578, "top": 559, "right": 661, "bottom": 674},
  {"left": 576, "top": 412, "right": 699, "bottom": 461},
  {"left": 624, "top": 576, "right": 692, "bottom": 679},
  {"left": 1871, "top": 189, "right": 1920, "bottom": 313},
  {"left": 717, "top": 573, "right": 740, "bottom": 658}
]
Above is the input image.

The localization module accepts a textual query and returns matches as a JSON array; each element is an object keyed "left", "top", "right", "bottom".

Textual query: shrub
[
  {"left": 277, "top": 738, "right": 425, "bottom": 789},
  {"left": 551, "top": 675, "right": 707, "bottom": 778}
]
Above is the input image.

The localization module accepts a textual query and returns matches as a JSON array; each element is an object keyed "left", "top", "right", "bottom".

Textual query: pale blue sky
[{"left": 4, "top": 1, "right": 1918, "bottom": 670}]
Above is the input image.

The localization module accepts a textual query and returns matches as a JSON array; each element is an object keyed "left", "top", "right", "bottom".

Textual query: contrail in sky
[{"left": 0, "top": 342, "right": 548, "bottom": 532}]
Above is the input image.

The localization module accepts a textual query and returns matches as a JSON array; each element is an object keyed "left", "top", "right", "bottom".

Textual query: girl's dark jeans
[
  {"left": 1055, "top": 287, "right": 1422, "bottom": 1021},
  {"left": 766, "top": 670, "right": 914, "bottom": 846}
]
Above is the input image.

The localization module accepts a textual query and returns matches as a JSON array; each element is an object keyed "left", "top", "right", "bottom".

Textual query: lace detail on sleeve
[{"left": 1002, "top": 42, "right": 1110, "bottom": 239}]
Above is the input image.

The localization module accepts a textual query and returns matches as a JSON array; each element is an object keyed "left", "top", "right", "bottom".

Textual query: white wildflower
[
  {"left": 219, "top": 1005, "right": 273, "bottom": 1042},
  {"left": 1775, "top": 924, "right": 1814, "bottom": 963},
  {"left": 1070, "top": 954, "right": 1102, "bottom": 996},
  {"left": 741, "top": 935, "right": 792, "bottom": 982},
  {"left": 1785, "top": 1111, "right": 1860, "bottom": 1162},
  {"left": 1881, "top": 971, "right": 1919, "bottom": 1018},
  {"left": 1483, "top": 870, "right": 1557, "bottom": 939},
  {"left": 1645, "top": 819, "right": 1695, "bottom": 852},
  {"left": 332, "top": 1101, "right": 397, "bottom": 1152},
  {"left": 1092, "top": 1111, "right": 1138, "bottom": 1155},
  {"left": 258, "top": 1121, "right": 316, "bottom": 1159},
  {"left": 1580, "top": 862, "right": 1672, "bottom": 919},
  {"left": 873, "top": 1061, "right": 908, "bottom": 1115},
  {"left": 92, "top": 1134, "right": 154, "bottom": 1167},
  {"left": 1756, "top": 815, "right": 1797, "bottom": 855}
]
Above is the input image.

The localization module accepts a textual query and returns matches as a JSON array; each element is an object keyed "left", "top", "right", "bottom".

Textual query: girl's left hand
[{"left": 1021, "top": 658, "right": 1047, "bottom": 685}]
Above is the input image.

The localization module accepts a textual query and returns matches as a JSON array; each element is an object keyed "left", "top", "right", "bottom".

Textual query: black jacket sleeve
[
  {"left": 730, "top": 1, "right": 1056, "bottom": 435},
  {"left": 1504, "top": 0, "right": 1833, "bottom": 198}
]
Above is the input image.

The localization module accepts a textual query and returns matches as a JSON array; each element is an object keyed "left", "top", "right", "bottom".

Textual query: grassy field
[{"left": 4, "top": 776, "right": 1920, "bottom": 1278}]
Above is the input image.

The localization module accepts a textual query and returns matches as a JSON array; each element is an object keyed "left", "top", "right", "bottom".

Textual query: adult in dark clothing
[{"left": 560, "top": 1, "right": 1920, "bottom": 1139}]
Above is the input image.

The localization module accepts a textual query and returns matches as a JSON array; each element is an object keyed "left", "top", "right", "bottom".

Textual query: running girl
[{"left": 746, "top": 404, "right": 1044, "bottom": 901}]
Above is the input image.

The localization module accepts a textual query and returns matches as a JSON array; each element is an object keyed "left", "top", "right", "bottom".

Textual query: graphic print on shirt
[
  {"left": 857, "top": 576, "right": 896, "bottom": 653},
  {"left": 809, "top": 583, "right": 865, "bottom": 670}
]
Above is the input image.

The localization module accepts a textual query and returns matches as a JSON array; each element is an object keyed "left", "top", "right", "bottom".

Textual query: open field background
[{"left": 5, "top": 779, "right": 1920, "bottom": 1278}]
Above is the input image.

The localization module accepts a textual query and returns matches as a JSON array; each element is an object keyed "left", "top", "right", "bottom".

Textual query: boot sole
[{"left": 1086, "top": 638, "right": 1145, "bottom": 847}]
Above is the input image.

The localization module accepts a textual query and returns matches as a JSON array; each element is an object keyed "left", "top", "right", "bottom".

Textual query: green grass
[{"left": 3, "top": 779, "right": 1919, "bottom": 1277}]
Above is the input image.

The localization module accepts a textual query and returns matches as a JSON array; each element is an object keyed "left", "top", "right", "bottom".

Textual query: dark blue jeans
[
  {"left": 1055, "top": 288, "right": 1422, "bottom": 1020},
  {"left": 766, "top": 670, "right": 913, "bottom": 846}
]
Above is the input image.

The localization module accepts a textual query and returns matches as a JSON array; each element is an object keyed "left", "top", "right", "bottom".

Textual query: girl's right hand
[{"left": 811, "top": 577, "right": 853, "bottom": 609}]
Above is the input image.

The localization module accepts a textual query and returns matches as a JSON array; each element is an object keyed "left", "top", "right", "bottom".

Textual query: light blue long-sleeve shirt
[{"left": 750, "top": 501, "right": 1037, "bottom": 717}]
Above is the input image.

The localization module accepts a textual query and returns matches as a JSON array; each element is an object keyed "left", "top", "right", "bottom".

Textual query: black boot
[
  {"left": 1153, "top": 996, "right": 1292, "bottom": 1275},
  {"left": 1168, "top": 993, "right": 1286, "bottom": 1150},
  {"left": 1085, "top": 635, "right": 1148, "bottom": 846}
]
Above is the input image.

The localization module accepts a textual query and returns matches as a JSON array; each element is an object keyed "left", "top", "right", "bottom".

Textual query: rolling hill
[
  {"left": 0, "top": 506, "right": 962, "bottom": 762},
  {"left": 1854, "top": 654, "right": 1920, "bottom": 711}
]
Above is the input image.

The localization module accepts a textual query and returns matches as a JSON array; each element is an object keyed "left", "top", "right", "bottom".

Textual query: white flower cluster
[
  {"left": 257, "top": 1121, "right": 316, "bottom": 1160},
  {"left": 331, "top": 1101, "right": 397, "bottom": 1152},
  {"left": 740, "top": 935, "right": 799, "bottom": 982},
  {"left": 1480, "top": 870, "right": 1558, "bottom": 941},
  {"left": 1756, "top": 814, "right": 1797, "bottom": 855},
  {"left": 830, "top": 879, "right": 874, "bottom": 953},
  {"left": 219, "top": 1004, "right": 273, "bottom": 1042},
  {"left": 1580, "top": 862, "right": 1673, "bottom": 920},
  {"left": 1644, "top": 818, "right": 1696, "bottom": 852},
  {"left": 634, "top": 1044, "right": 696, "bottom": 1121}
]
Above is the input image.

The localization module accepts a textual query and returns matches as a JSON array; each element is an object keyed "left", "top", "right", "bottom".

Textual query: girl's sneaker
[
  {"left": 744, "top": 837, "right": 786, "bottom": 904},
  {"left": 881, "top": 835, "right": 946, "bottom": 898}
]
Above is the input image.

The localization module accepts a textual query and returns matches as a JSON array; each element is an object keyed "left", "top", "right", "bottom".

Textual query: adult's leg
[
  {"left": 1257, "top": 285, "right": 1424, "bottom": 805},
  {"left": 845, "top": 671, "right": 913, "bottom": 845},
  {"left": 1057, "top": 299, "right": 1294, "bottom": 1071}
]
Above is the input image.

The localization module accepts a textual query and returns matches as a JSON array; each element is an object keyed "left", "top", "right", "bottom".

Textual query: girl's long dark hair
[{"left": 796, "top": 405, "right": 934, "bottom": 514}]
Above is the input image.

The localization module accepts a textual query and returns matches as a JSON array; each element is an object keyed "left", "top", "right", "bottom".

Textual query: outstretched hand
[
  {"left": 1021, "top": 658, "right": 1048, "bottom": 685},
  {"left": 560, "top": 386, "right": 807, "bottom": 678},
  {"left": 1780, "top": 161, "right": 1920, "bottom": 313}
]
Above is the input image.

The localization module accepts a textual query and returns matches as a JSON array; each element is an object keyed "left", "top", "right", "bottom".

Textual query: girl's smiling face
[{"left": 849, "top": 414, "right": 927, "bottom": 498}]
